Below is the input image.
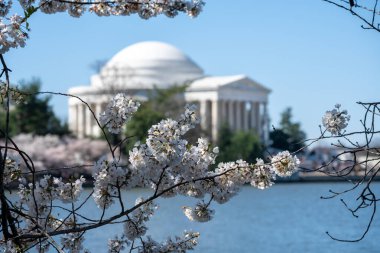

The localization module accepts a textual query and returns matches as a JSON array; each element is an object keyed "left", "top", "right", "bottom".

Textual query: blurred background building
[{"left": 68, "top": 41, "right": 271, "bottom": 143}]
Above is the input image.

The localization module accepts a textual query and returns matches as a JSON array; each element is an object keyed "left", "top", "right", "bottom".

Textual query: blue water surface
[{"left": 79, "top": 182, "right": 379, "bottom": 253}]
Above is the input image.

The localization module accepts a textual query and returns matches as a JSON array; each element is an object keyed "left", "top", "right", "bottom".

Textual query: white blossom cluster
[
  {"left": 0, "top": 0, "right": 205, "bottom": 54},
  {"left": 322, "top": 104, "right": 350, "bottom": 135},
  {"left": 18, "top": 175, "right": 56, "bottom": 228},
  {"left": 61, "top": 232, "right": 85, "bottom": 253},
  {"left": 88, "top": 0, "right": 205, "bottom": 19},
  {"left": 270, "top": 151, "right": 300, "bottom": 177},
  {"left": 3, "top": 155, "right": 21, "bottom": 184},
  {"left": 108, "top": 236, "right": 128, "bottom": 253},
  {"left": 182, "top": 201, "right": 214, "bottom": 222},
  {"left": 99, "top": 93, "right": 140, "bottom": 134},
  {"left": 207, "top": 160, "right": 248, "bottom": 204},
  {"left": 27, "top": 0, "right": 205, "bottom": 19},
  {"left": 124, "top": 198, "right": 157, "bottom": 240},
  {"left": 146, "top": 104, "right": 199, "bottom": 163},
  {"left": 250, "top": 158, "right": 276, "bottom": 190},
  {"left": 0, "top": 0, "right": 12, "bottom": 17},
  {"left": 14, "top": 176, "right": 86, "bottom": 252},
  {"left": 53, "top": 176, "right": 86, "bottom": 203},
  {"left": 3, "top": 100, "right": 300, "bottom": 252},
  {"left": 135, "top": 231, "right": 200, "bottom": 253},
  {"left": 60, "top": 218, "right": 87, "bottom": 253},
  {"left": 92, "top": 156, "right": 128, "bottom": 208},
  {"left": 0, "top": 13, "right": 27, "bottom": 53},
  {"left": 18, "top": 175, "right": 85, "bottom": 229},
  {"left": 0, "top": 83, "right": 24, "bottom": 105},
  {"left": 0, "top": 240, "right": 19, "bottom": 253},
  {"left": 94, "top": 103, "right": 300, "bottom": 232}
]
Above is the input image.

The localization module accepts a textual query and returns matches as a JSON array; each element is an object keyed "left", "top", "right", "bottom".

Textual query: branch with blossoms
[
  {"left": 0, "top": 0, "right": 377, "bottom": 251},
  {"left": 1, "top": 60, "right": 377, "bottom": 251},
  {"left": 294, "top": 102, "right": 380, "bottom": 242},
  {"left": 0, "top": 0, "right": 205, "bottom": 54},
  {"left": 0, "top": 7, "right": 301, "bottom": 247},
  {"left": 0, "top": 85, "right": 301, "bottom": 252}
]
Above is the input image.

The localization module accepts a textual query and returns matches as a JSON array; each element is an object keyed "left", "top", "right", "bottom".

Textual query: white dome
[{"left": 95, "top": 41, "right": 204, "bottom": 89}]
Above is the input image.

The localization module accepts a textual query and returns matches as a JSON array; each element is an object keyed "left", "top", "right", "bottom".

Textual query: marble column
[
  {"left": 244, "top": 102, "right": 250, "bottom": 131},
  {"left": 228, "top": 100, "right": 235, "bottom": 130},
  {"left": 254, "top": 102, "right": 260, "bottom": 136},
  {"left": 200, "top": 100, "right": 208, "bottom": 130},
  {"left": 77, "top": 104, "right": 85, "bottom": 138},
  {"left": 235, "top": 101, "right": 242, "bottom": 130},
  {"left": 85, "top": 104, "right": 92, "bottom": 137},
  {"left": 93, "top": 103, "right": 102, "bottom": 137},
  {"left": 211, "top": 100, "right": 220, "bottom": 143},
  {"left": 68, "top": 105, "right": 77, "bottom": 134},
  {"left": 221, "top": 100, "right": 228, "bottom": 126},
  {"left": 262, "top": 102, "right": 269, "bottom": 145},
  {"left": 249, "top": 102, "right": 255, "bottom": 131}
]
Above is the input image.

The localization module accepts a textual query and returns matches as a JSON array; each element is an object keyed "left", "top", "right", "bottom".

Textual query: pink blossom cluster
[{"left": 1, "top": 134, "right": 108, "bottom": 177}]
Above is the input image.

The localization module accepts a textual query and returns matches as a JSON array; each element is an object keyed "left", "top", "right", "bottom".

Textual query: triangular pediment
[
  {"left": 187, "top": 75, "right": 271, "bottom": 93},
  {"left": 220, "top": 76, "right": 271, "bottom": 93}
]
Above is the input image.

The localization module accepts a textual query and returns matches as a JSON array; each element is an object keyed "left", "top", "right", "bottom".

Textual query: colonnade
[
  {"left": 69, "top": 102, "right": 105, "bottom": 138},
  {"left": 69, "top": 99, "right": 269, "bottom": 144},
  {"left": 199, "top": 100, "right": 268, "bottom": 143}
]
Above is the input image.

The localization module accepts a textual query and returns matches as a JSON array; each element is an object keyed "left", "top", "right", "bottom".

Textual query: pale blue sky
[{"left": 6, "top": 0, "right": 380, "bottom": 139}]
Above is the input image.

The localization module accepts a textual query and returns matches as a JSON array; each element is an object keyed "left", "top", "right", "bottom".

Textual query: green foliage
[
  {"left": 216, "top": 124, "right": 262, "bottom": 164},
  {"left": 0, "top": 79, "right": 69, "bottom": 137},
  {"left": 270, "top": 107, "right": 306, "bottom": 152},
  {"left": 23, "top": 6, "right": 38, "bottom": 31},
  {"left": 269, "top": 129, "right": 290, "bottom": 151},
  {"left": 149, "top": 84, "right": 188, "bottom": 118}
]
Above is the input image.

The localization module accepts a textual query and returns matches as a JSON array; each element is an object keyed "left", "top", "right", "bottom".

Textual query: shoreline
[{"left": 80, "top": 175, "right": 380, "bottom": 188}]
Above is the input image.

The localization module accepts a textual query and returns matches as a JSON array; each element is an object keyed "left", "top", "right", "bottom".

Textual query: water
[{"left": 78, "top": 182, "right": 379, "bottom": 253}]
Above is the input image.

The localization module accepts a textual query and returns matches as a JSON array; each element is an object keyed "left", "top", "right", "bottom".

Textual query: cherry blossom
[
  {"left": 271, "top": 151, "right": 300, "bottom": 177},
  {"left": 322, "top": 104, "right": 350, "bottom": 135}
]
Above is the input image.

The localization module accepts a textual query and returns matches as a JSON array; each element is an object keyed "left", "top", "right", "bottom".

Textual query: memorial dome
[{"left": 97, "top": 41, "right": 204, "bottom": 89}]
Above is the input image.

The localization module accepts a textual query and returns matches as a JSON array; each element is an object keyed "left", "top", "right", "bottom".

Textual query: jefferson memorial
[{"left": 68, "top": 41, "right": 271, "bottom": 143}]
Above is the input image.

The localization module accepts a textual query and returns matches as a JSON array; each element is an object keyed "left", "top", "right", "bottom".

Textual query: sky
[{"left": 6, "top": 0, "right": 380, "bottom": 140}]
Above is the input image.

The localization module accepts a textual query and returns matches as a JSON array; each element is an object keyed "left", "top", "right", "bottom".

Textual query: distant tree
[
  {"left": 215, "top": 124, "right": 233, "bottom": 162},
  {"left": 269, "top": 129, "right": 290, "bottom": 151},
  {"left": 0, "top": 79, "right": 69, "bottom": 136},
  {"left": 216, "top": 124, "right": 262, "bottom": 164},
  {"left": 149, "top": 84, "right": 188, "bottom": 119},
  {"left": 270, "top": 107, "right": 306, "bottom": 152}
]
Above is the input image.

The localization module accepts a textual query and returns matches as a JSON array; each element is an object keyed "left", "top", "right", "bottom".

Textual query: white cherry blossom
[
  {"left": 99, "top": 93, "right": 140, "bottom": 134},
  {"left": 271, "top": 151, "right": 300, "bottom": 177},
  {"left": 322, "top": 104, "right": 350, "bottom": 135},
  {"left": 182, "top": 202, "right": 214, "bottom": 222},
  {"left": 251, "top": 158, "right": 276, "bottom": 190}
]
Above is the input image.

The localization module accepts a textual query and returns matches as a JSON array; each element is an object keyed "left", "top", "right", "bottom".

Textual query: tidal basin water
[{"left": 79, "top": 183, "right": 379, "bottom": 252}]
